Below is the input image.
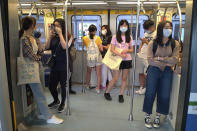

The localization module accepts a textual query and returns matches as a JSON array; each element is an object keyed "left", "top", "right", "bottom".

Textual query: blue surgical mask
[
  {"left": 163, "top": 29, "right": 172, "bottom": 38},
  {"left": 120, "top": 27, "right": 128, "bottom": 33}
]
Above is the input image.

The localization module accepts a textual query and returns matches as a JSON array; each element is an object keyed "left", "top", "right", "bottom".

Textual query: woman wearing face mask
[
  {"left": 143, "top": 21, "right": 179, "bottom": 129},
  {"left": 19, "top": 16, "right": 63, "bottom": 124},
  {"left": 83, "top": 24, "right": 103, "bottom": 93},
  {"left": 45, "top": 19, "right": 73, "bottom": 113},
  {"left": 104, "top": 20, "right": 133, "bottom": 103},
  {"left": 100, "top": 25, "right": 112, "bottom": 89}
]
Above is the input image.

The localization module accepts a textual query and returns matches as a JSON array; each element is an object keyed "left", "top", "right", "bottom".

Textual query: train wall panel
[{"left": 8, "top": 0, "right": 25, "bottom": 126}]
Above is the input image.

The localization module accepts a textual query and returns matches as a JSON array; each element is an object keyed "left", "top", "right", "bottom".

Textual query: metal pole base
[
  {"left": 66, "top": 107, "right": 71, "bottom": 116},
  {"left": 126, "top": 89, "right": 130, "bottom": 96},
  {"left": 128, "top": 114, "right": 134, "bottom": 121}
]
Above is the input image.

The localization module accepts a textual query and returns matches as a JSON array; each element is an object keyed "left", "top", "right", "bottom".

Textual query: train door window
[
  {"left": 172, "top": 14, "right": 185, "bottom": 42},
  {"left": 72, "top": 15, "right": 102, "bottom": 50},
  {"left": 116, "top": 15, "right": 149, "bottom": 45},
  {"left": 21, "top": 14, "right": 46, "bottom": 44}
]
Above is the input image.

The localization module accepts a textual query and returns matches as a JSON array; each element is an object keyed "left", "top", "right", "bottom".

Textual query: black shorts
[{"left": 119, "top": 60, "right": 132, "bottom": 70}]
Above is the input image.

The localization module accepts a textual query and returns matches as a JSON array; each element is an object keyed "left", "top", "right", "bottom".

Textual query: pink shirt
[{"left": 111, "top": 35, "right": 133, "bottom": 61}]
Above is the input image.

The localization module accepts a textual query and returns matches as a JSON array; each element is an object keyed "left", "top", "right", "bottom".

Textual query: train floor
[{"left": 25, "top": 84, "right": 173, "bottom": 131}]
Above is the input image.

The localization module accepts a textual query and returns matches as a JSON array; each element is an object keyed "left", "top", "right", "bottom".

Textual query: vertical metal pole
[
  {"left": 176, "top": 0, "right": 182, "bottom": 43},
  {"left": 128, "top": 0, "right": 140, "bottom": 121},
  {"left": 64, "top": 0, "right": 71, "bottom": 116},
  {"left": 127, "top": 9, "right": 133, "bottom": 96},
  {"left": 81, "top": 9, "right": 85, "bottom": 93}
]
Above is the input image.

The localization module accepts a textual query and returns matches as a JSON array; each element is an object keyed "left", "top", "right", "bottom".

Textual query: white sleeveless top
[{"left": 31, "top": 38, "right": 38, "bottom": 54}]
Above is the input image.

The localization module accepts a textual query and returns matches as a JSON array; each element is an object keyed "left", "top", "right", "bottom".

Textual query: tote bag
[
  {"left": 102, "top": 45, "right": 123, "bottom": 70},
  {"left": 17, "top": 39, "right": 40, "bottom": 86}
]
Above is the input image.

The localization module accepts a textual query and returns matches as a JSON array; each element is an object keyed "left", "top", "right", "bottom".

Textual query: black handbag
[{"left": 46, "top": 43, "right": 60, "bottom": 68}]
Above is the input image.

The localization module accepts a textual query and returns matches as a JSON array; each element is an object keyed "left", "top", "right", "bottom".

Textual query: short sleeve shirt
[
  {"left": 111, "top": 35, "right": 133, "bottom": 61},
  {"left": 83, "top": 35, "right": 102, "bottom": 48}
]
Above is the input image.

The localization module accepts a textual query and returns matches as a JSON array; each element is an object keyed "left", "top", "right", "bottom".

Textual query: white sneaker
[
  {"left": 136, "top": 87, "right": 143, "bottom": 94},
  {"left": 96, "top": 88, "right": 100, "bottom": 94},
  {"left": 140, "top": 88, "right": 146, "bottom": 95},
  {"left": 136, "top": 87, "right": 146, "bottom": 95},
  {"left": 47, "top": 115, "right": 64, "bottom": 124}
]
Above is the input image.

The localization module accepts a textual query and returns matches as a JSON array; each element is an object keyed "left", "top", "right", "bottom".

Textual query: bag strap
[
  {"left": 19, "top": 39, "right": 23, "bottom": 58},
  {"left": 153, "top": 40, "right": 157, "bottom": 55},
  {"left": 171, "top": 39, "right": 176, "bottom": 52}
]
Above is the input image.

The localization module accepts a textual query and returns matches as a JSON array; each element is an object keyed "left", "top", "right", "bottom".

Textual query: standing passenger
[
  {"left": 143, "top": 21, "right": 179, "bottom": 129},
  {"left": 100, "top": 25, "right": 112, "bottom": 89},
  {"left": 19, "top": 16, "right": 63, "bottom": 124},
  {"left": 104, "top": 20, "right": 133, "bottom": 103},
  {"left": 45, "top": 18, "right": 72, "bottom": 113},
  {"left": 136, "top": 20, "right": 156, "bottom": 95},
  {"left": 83, "top": 24, "right": 103, "bottom": 93},
  {"left": 68, "top": 37, "right": 77, "bottom": 94}
]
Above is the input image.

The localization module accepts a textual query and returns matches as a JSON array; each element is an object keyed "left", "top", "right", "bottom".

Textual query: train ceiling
[{"left": 18, "top": 0, "right": 186, "bottom": 9}]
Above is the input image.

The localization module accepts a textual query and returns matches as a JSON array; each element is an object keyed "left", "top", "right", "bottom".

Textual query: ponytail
[
  {"left": 19, "top": 16, "right": 34, "bottom": 39},
  {"left": 19, "top": 28, "right": 24, "bottom": 39}
]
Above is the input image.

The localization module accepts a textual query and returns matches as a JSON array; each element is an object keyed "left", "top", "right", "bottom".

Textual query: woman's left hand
[
  {"left": 121, "top": 49, "right": 128, "bottom": 54},
  {"left": 55, "top": 27, "right": 62, "bottom": 35}
]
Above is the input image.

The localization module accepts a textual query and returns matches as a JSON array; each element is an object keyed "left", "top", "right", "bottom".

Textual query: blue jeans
[
  {"left": 143, "top": 66, "right": 173, "bottom": 115},
  {"left": 29, "top": 83, "right": 52, "bottom": 120}
]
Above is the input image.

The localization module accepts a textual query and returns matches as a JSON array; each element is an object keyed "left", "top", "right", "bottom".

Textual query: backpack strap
[
  {"left": 171, "top": 39, "right": 176, "bottom": 53},
  {"left": 152, "top": 40, "right": 158, "bottom": 56}
]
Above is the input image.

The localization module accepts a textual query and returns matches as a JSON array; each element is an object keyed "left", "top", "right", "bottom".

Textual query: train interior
[{"left": 1, "top": 0, "right": 197, "bottom": 131}]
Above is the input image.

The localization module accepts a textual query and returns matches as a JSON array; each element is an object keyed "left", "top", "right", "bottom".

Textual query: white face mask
[
  {"left": 120, "top": 27, "right": 128, "bottom": 33},
  {"left": 163, "top": 29, "right": 172, "bottom": 37},
  {"left": 145, "top": 30, "right": 152, "bottom": 34},
  {"left": 101, "top": 30, "right": 107, "bottom": 35}
]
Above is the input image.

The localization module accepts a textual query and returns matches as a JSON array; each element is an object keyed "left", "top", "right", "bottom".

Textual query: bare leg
[
  {"left": 139, "top": 73, "right": 146, "bottom": 88},
  {"left": 96, "top": 65, "right": 102, "bottom": 89},
  {"left": 86, "top": 66, "right": 92, "bottom": 88},
  {"left": 120, "top": 69, "right": 129, "bottom": 95},
  {"left": 106, "top": 70, "right": 121, "bottom": 93}
]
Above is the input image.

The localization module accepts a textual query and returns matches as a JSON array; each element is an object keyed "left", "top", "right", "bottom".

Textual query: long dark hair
[
  {"left": 88, "top": 24, "right": 97, "bottom": 39},
  {"left": 53, "top": 18, "right": 71, "bottom": 40},
  {"left": 101, "top": 25, "right": 112, "bottom": 37},
  {"left": 155, "top": 21, "right": 173, "bottom": 44},
  {"left": 19, "top": 16, "right": 36, "bottom": 38},
  {"left": 54, "top": 18, "right": 65, "bottom": 37},
  {"left": 116, "top": 19, "right": 131, "bottom": 43}
]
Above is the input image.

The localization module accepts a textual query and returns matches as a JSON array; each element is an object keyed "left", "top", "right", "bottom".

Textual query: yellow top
[{"left": 83, "top": 35, "right": 102, "bottom": 48}]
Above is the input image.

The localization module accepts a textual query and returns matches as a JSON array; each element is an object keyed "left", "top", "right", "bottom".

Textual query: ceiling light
[
  {"left": 72, "top": 2, "right": 107, "bottom": 5},
  {"left": 117, "top": 2, "right": 137, "bottom": 4},
  {"left": 160, "top": 2, "right": 176, "bottom": 4},
  {"left": 144, "top": 1, "right": 176, "bottom": 4},
  {"left": 20, "top": 4, "right": 31, "bottom": 6}
]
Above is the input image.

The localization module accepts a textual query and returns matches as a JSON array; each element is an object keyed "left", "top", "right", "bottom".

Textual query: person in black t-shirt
[
  {"left": 100, "top": 25, "right": 112, "bottom": 89},
  {"left": 45, "top": 18, "right": 72, "bottom": 113}
]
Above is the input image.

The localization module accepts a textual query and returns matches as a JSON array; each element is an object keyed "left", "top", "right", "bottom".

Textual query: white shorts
[
  {"left": 87, "top": 60, "right": 102, "bottom": 68},
  {"left": 136, "top": 56, "right": 148, "bottom": 74}
]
